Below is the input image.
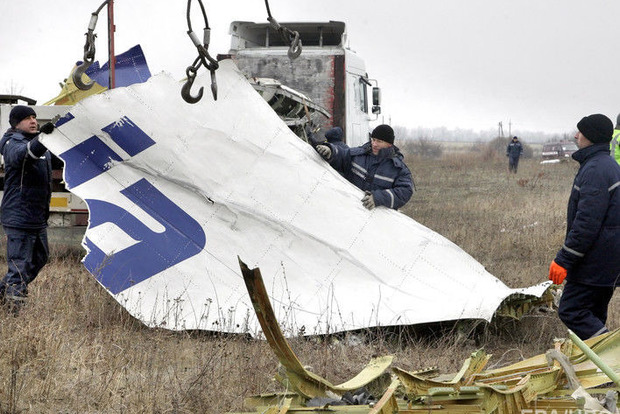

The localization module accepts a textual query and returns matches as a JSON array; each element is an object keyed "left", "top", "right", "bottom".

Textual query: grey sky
[{"left": 1, "top": 0, "right": 619, "bottom": 134}]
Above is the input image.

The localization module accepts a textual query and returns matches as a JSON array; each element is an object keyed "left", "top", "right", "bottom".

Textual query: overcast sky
[{"left": 1, "top": 0, "right": 619, "bottom": 134}]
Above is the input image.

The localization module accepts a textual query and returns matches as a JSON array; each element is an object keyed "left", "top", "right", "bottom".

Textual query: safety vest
[{"left": 611, "top": 129, "right": 620, "bottom": 165}]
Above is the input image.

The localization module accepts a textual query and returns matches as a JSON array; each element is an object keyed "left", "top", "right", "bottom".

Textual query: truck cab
[{"left": 228, "top": 21, "right": 381, "bottom": 147}]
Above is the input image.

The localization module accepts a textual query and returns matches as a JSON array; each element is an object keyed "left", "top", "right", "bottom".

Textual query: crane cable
[
  {"left": 72, "top": 0, "right": 110, "bottom": 90},
  {"left": 181, "top": 0, "right": 219, "bottom": 103},
  {"left": 264, "top": 0, "right": 302, "bottom": 59}
]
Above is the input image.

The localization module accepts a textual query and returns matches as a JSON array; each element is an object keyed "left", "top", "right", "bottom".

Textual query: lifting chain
[
  {"left": 264, "top": 0, "right": 302, "bottom": 59},
  {"left": 73, "top": 0, "right": 109, "bottom": 90},
  {"left": 181, "top": 0, "right": 219, "bottom": 104}
]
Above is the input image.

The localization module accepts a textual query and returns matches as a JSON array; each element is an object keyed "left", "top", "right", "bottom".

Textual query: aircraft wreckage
[
  {"left": 40, "top": 59, "right": 552, "bottom": 335},
  {"left": 229, "top": 260, "right": 619, "bottom": 414}
]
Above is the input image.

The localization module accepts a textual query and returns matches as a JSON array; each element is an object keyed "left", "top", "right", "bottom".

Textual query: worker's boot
[{"left": 3, "top": 294, "right": 25, "bottom": 316}]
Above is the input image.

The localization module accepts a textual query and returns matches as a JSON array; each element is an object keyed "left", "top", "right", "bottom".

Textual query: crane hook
[
  {"left": 73, "top": 25, "right": 97, "bottom": 91},
  {"left": 181, "top": 66, "right": 204, "bottom": 104},
  {"left": 287, "top": 32, "right": 302, "bottom": 60},
  {"left": 73, "top": 60, "right": 95, "bottom": 90}
]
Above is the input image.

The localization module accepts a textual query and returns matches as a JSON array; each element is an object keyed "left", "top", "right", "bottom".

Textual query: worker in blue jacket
[
  {"left": 548, "top": 113, "right": 620, "bottom": 339},
  {"left": 315, "top": 124, "right": 414, "bottom": 210},
  {"left": 308, "top": 126, "right": 349, "bottom": 150},
  {"left": 0, "top": 106, "right": 52, "bottom": 312},
  {"left": 323, "top": 126, "right": 348, "bottom": 150},
  {"left": 506, "top": 136, "right": 523, "bottom": 173}
]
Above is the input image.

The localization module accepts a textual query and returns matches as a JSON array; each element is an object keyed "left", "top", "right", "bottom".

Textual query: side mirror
[
  {"left": 372, "top": 87, "right": 381, "bottom": 114},
  {"left": 372, "top": 87, "right": 381, "bottom": 106}
]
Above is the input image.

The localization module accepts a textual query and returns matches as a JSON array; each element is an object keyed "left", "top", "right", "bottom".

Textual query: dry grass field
[{"left": 0, "top": 148, "right": 617, "bottom": 413}]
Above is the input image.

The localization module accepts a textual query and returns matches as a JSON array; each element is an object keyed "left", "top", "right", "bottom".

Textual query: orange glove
[{"left": 548, "top": 260, "right": 567, "bottom": 285}]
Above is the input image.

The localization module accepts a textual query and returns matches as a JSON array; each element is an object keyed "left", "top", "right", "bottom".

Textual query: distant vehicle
[{"left": 541, "top": 141, "right": 578, "bottom": 162}]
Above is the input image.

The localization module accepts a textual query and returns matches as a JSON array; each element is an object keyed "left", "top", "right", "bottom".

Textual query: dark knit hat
[
  {"left": 577, "top": 114, "right": 613, "bottom": 144},
  {"left": 9, "top": 105, "right": 37, "bottom": 128},
  {"left": 371, "top": 124, "right": 394, "bottom": 144},
  {"left": 324, "top": 127, "right": 343, "bottom": 143}
]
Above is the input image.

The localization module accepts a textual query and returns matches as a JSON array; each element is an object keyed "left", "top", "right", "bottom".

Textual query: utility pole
[
  {"left": 108, "top": 0, "right": 116, "bottom": 89},
  {"left": 508, "top": 120, "right": 512, "bottom": 137},
  {"left": 498, "top": 121, "right": 504, "bottom": 138}
]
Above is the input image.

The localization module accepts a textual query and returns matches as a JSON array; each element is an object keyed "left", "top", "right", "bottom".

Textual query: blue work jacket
[
  {"left": 506, "top": 141, "right": 523, "bottom": 159},
  {"left": 328, "top": 141, "right": 414, "bottom": 209},
  {"left": 554, "top": 143, "right": 620, "bottom": 286},
  {"left": 0, "top": 129, "right": 51, "bottom": 229}
]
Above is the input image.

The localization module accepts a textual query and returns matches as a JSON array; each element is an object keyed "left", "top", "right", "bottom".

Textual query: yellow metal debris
[{"left": 231, "top": 260, "right": 620, "bottom": 414}]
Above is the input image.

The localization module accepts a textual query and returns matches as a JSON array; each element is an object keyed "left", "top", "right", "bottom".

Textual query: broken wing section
[{"left": 41, "top": 59, "right": 550, "bottom": 334}]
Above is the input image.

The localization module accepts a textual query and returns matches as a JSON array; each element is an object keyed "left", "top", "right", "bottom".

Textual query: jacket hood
[
  {"left": 325, "top": 126, "right": 343, "bottom": 143},
  {"left": 0, "top": 129, "right": 19, "bottom": 153}
]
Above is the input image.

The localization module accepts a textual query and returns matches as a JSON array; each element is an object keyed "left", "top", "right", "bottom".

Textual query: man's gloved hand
[
  {"left": 28, "top": 136, "right": 48, "bottom": 158},
  {"left": 361, "top": 191, "right": 375, "bottom": 210},
  {"left": 39, "top": 122, "right": 55, "bottom": 134},
  {"left": 548, "top": 260, "right": 567, "bottom": 285},
  {"left": 306, "top": 125, "right": 323, "bottom": 147},
  {"left": 316, "top": 144, "right": 332, "bottom": 161}
]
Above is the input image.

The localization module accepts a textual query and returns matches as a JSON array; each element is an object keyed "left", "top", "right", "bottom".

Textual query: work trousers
[
  {"left": 1, "top": 226, "right": 49, "bottom": 299},
  {"left": 508, "top": 157, "right": 520, "bottom": 173},
  {"left": 558, "top": 280, "right": 616, "bottom": 340}
]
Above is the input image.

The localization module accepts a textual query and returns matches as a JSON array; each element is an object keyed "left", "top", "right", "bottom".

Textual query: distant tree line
[
  {"left": 393, "top": 125, "right": 572, "bottom": 144},
  {"left": 396, "top": 128, "right": 540, "bottom": 159},
  {"left": 399, "top": 137, "right": 443, "bottom": 158}
]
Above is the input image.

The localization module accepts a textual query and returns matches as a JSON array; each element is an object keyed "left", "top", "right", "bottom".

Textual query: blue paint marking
[
  {"left": 84, "top": 44, "right": 152, "bottom": 88},
  {"left": 60, "top": 135, "right": 123, "bottom": 188},
  {"left": 59, "top": 116, "right": 206, "bottom": 294},
  {"left": 84, "top": 178, "right": 206, "bottom": 294},
  {"left": 58, "top": 116, "right": 154, "bottom": 188},
  {"left": 102, "top": 116, "right": 155, "bottom": 157},
  {"left": 55, "top": 112, "right": 74, "bottom": 127}
]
